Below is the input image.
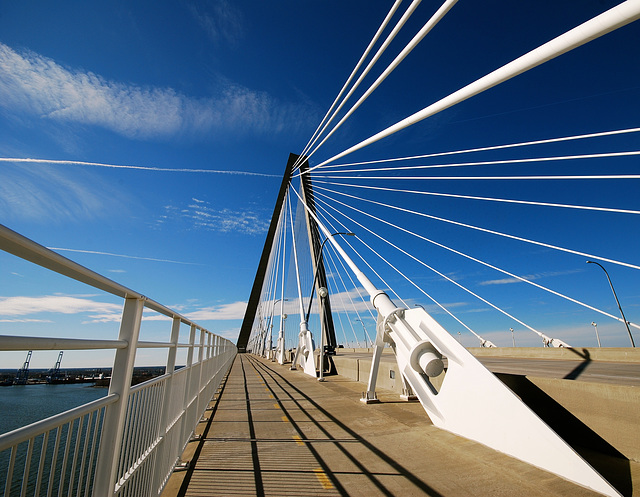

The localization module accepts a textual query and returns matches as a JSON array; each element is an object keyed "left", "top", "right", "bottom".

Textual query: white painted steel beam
[{"left": 381, "top": 306, "right": 620, "bottom": 497}]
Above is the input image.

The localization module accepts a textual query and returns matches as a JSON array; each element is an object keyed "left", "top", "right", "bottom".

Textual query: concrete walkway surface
[{"left": 162, "top": 355, "right": 638, "bottom": 496}]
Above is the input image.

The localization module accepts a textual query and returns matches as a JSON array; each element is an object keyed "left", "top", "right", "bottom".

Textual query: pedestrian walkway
[{"left": 162, "top": 355, "right": 626, "bottom": 496}]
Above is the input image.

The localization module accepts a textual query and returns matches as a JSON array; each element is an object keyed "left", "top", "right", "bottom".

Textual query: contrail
[
  {"left": 0, "top": 157, "right": 279, "bottom": 177},
  {"left": 47, "top": 247, "right": 203, "bottom": 265}
]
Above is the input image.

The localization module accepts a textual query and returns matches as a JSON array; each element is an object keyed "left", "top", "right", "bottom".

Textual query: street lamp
[
  {"left": 318, "top": 286, "right": 328, "bottom": 382},
  {"left": 268, "top": 298, "right": 288, "bottom": 360},
  {"left": 354, "top": 318, "right": 367, "bottom": 348},
  {"left": 587, "top": 261, "right": 635, "bottom": 347},
  {"left": 510, "top": 328, "right": 515, "bottom": 347},
  {"left": 306, "top": 232, "right": 355, "bottom": 322},
  {"left": 591, "top": 321, "right": 601, "bottom": 348}
]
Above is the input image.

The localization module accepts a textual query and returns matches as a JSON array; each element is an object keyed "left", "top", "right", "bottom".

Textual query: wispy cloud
[
  {"left": 187, "top": 301, "right": 247, "bottom": 321},
  {"left": 160, "top": 197, "right": 269, "bottom": 235},
  {"left": 0, "top": 42, "right": 312, "bottom": 140},
  {"left": 0, "top": 318, "right": 53, "bottom": 323},
  {"left": 0, "top": 162, "right": 130, "bottom": 222},
  {"left": 188, "top": 0, "right": 244, "bottom": 46},
  {"left": 0, "top": 294, "right": 187, "bottom": 324},
  {"left": 478, "top": 269, "right": 581, "bottom": 286},
  {"left": 47, "top": 247, "right": 203, "bottom": 265},
  {"left": 0, "top": 158, "right": 279, "bottom": 177},
  {"left": 0, "top": 295, "right": 122, "bottom": 319},
  {"left": 479, "top": 277, "right": 525, "bottom": 286}
]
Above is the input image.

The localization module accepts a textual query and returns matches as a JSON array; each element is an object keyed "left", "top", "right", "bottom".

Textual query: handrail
[
  {"left": 0, "top": 335, "right": 128, "bottom": 350},
  {"left": 1, "top": 223, "right": 238, "bottom": 497},
  {"left": 128, "top": 371, "right": 170, "bottom": 392},
  {"left": 0, "top": 335, "right": 215, "bottom": 351},
  {"left": 0, "top": 393, "right": 118, "bottom": 451},
  {"left": 0, "top": 223, "right": 201, "bottom": 327}
]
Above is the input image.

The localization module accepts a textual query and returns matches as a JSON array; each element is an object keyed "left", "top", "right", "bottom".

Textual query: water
[{"left": 0, "top": 383, "right": 107, "bottom": 436}]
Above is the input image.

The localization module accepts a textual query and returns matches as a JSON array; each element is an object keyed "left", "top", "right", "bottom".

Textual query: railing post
[
  {"left": 151, "top": 316, "right": 181, "bottom": 492},
  {"left": 197, "top": 328, "right": 206, "bottom": 414},
  {"left": 93, "top": 297, "right": 144, "bottom": 497},
  {"left": 180, "top": 325, "right": 197, "bottom": 446}
]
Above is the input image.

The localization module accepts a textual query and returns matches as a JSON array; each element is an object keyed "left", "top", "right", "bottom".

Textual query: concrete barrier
[
  {"left": 468, "top": 347, "right": 640, "bottom": 363},
  {"left": 332, "top": 349, "right": 640, "bottom": 463}
]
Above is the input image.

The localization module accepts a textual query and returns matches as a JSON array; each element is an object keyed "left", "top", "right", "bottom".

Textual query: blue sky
[{"left": 1, "top": 0, "right": 639, "bottom": 368}]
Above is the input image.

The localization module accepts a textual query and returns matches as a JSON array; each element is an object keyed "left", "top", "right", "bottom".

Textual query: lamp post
[
  {"left": 268, "top": 298, "right": 287, "bottom": 359},
  {"left": 302, "top": 231, "right": 354, "bottom": 377},
  {"left": 587, "top": 261, "right": 635, "bottom": 347},
  {"left": 317, "top": 286, "right": 328, "bottom": 382},
  {"left": 306, "top": 232, "right": 355, "bottom": 322},
  {"left": 276, "top": 313, "right": 287, "bottom": 363},
  {"left": 591, "top": 321, "right": 601, "bottom": 348},
  {"left": 510, "top": 328, "right": 515, "bottom": 347},
  {"left": 354, "top": 318, "right": 367, "bottom": 348}
]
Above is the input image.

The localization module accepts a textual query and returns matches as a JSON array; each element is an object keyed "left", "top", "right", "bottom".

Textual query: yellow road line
[
  {"left": 292, "top": 435, "right": 305, "bottom": 446},
  {"left": 313, "top": 468, "right": 334, "bottom": 489}
]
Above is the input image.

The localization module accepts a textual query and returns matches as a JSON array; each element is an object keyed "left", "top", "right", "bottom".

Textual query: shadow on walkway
[
  {"left": 497, "top": 372, "right": 632, "bottom": 496},
  {"left": 248, "top": 355, "right": 444, "bottom": 497}
]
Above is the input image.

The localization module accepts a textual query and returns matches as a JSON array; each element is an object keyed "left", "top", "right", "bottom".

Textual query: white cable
[
  {"left": 316, "top": 210, "right": 380, "bottom": 321},
  {"left": 302, "top": 0, "right": 458, "bottom": 165},
  {"left": 315, "top": 188, "right": 640, "bottom": 331},
  {"left": 318, "top": 197, "right": 492, "bottom": 344},
  {"left": 292, "top": 0, "right": 404, "bottom": 171},
  {"left": 287, "top": 189, "right": 307, "bottom": 321},
  {"left": 319, "top": 198, "right": 476, "bottom": 334},
  {"left": 295, "top": 0, "right": 424, "bottom": 170},
  {"left": 315, "top": 185, "right": 640, "bottom": 271},
  {"left": 303, "top": 126, "right": 640, "bottom": 173},
  {"left": 278, "top": 197, "right": 288, "bottom": 346},
  {"left": 316, "top": 194, "right": 546, "bottom": 337},
  {"left": 311, "top": 150, "right": 640, "bottom": 174},
  {"left": 315, "top": 1, "right": 640, "bottom": 167},
  {"left": 324, "top": 263, "right": 360, "bottom": 347},
  {"left": 321, "top": 249, "right": 358, "bottom": 346},
  {"left": 316, "top": 202, "right": 408, "bottom": 308},
  {"left": 312, "top": 180, "right": 640, "bottom": 215},
  {"left": 323, "top": 246, "right": 373, "bottom": 345},
  {"left": 314, "top": 173, "right": 640, "bottom": 181}
]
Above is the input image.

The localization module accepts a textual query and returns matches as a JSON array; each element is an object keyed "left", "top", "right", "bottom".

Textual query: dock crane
[
  {"left": 47, "top": 351, "right": 65, "bottom": 383},
  {"left": 14, "top": 350, "right": 32, "bottom": 385}
]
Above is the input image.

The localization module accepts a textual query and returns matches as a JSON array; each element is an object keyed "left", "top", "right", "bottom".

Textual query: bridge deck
[{"left": 160, "top": 354, "right": 637, "bottom": 497}]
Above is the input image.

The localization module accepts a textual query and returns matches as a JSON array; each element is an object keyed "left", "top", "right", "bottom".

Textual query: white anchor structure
[
  {"left": 296, "top": 193, "right": 622, "bottom": 497},
  {"left": 286, "top": 197, "right": 319, "bottom": 377}
]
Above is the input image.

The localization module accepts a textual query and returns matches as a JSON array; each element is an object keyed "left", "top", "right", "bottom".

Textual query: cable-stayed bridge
[{"left": 1, "top": 1, "right": 640, "bottom": 496}]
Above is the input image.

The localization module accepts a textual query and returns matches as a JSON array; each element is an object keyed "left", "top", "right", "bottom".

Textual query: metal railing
[{"left": 0, "top": 224, "right": 237, "bottom": 496}]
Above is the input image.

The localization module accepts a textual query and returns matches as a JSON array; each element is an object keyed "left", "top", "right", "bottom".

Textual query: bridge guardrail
[{"left": 0, "top": 224, "right": 237, "bottom": 496}]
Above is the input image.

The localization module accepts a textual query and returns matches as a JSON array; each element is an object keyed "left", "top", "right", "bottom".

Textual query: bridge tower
[
  {"left": 237, "top": 153, "right": 338, "bottom": 362},
  {"left": 237, "top": 154, "right": 295, "bottom": 353},
  {"left": 298, "top": 159, "right": 338, "bottom": 355}
]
